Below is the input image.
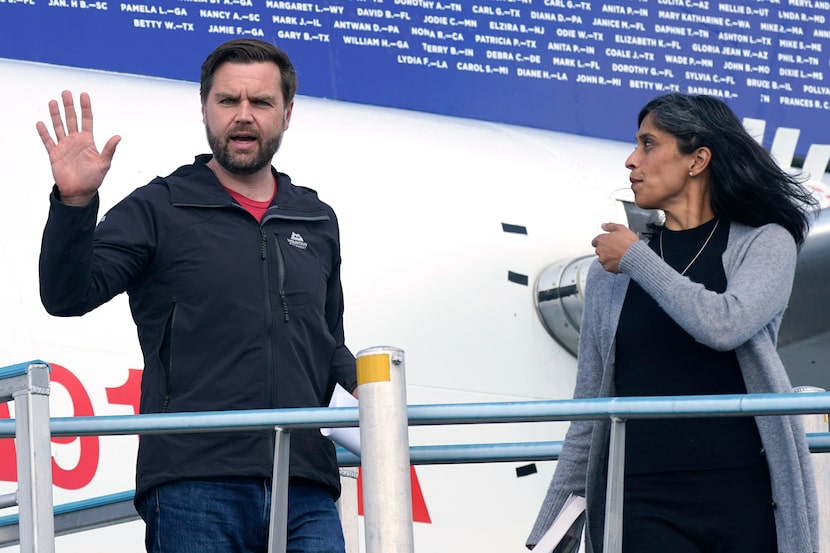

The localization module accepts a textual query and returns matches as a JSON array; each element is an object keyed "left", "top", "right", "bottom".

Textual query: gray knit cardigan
[{"left": 526, "top": 222, "right": 819, "bottom": 552}]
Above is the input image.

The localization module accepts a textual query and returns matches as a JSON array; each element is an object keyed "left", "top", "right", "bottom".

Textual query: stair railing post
[
  {"left": 267, "top": 426, "right": 290, "bottom": 553},
  {"left": 13, "top": 362, "right": 54, "bottom": 553},
  {"left": 795, "top": 386, "right": 830, "bottom": 552},
  {"left": 357, "top": 346, "right": 414, "bottom": 553},
  {"left": 603, "top": 415, "right": 626, "bottom": 553}
]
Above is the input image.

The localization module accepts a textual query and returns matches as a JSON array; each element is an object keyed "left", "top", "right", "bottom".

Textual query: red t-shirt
[{"left": 223, "top": 182, "right": 277, "bottom": 223}]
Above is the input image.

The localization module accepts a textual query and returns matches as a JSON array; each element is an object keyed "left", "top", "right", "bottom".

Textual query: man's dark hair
[{"left": 200, "top": 39, "right": 297, "bottom": 106}]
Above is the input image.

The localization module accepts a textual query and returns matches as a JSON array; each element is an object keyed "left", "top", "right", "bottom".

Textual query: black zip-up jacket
[{"left": 39, "top": 155, "right": 357, "bottom": 499}]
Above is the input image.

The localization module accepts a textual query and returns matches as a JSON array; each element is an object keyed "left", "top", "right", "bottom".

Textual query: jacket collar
[{"left": 165, "top": 154, "right": 321, "bottom": 210}]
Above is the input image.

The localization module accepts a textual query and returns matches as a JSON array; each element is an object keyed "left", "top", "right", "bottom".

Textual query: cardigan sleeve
[
  {"left": 618, "top": 224, "right": 796, "bottom": 351},
  {"left": 526, "top": 261, "right": 606, "bottom": 548}
]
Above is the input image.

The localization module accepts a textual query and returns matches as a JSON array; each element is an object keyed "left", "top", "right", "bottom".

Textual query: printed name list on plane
[{"left": 15, "top": 0, "right": 830, "bottom": 131}]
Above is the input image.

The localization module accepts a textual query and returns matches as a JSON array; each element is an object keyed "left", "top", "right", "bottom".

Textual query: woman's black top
[{"left": 615, "top": 218, "right": 765, "bottom": 475}]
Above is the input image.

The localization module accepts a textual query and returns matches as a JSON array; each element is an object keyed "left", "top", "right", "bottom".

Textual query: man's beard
[{"left": 206, "top": 126, "right": 284, "bottom": 176}]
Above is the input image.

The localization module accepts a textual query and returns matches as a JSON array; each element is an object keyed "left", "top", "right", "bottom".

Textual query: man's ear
[{"left": 283, "top": 100, "right": 294, "bottom": 131}]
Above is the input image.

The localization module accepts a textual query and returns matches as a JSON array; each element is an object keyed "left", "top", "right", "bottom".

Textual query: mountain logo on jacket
[{"left": 287, "top": 232, "right": 308, "bottom": 250}]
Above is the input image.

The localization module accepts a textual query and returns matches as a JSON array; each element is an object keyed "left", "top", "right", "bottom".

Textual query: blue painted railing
[
  {"left": 1, "top": 391, "right": 829, "bottom": 539},
  {"left": 3, "top": 391, "right": 830, "bottom": 439}
]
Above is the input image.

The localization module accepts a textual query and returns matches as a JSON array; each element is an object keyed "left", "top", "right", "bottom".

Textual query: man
[{"left": 36, "top": 39, "right": 356, "bottom": 553}]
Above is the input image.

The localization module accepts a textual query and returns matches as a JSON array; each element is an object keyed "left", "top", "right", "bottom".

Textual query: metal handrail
[
  {"left": 2, "top": 390, "right": 830, "bottom": 439},
  {"left": 2, "top": 389, "right": 829, "bottom": 552}
]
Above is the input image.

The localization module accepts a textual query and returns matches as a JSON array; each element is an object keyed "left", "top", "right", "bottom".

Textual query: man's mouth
[{"left": 229, "top": 133, "right": 258, "bottom": 149}]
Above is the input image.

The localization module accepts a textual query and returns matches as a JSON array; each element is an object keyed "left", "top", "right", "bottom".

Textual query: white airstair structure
[
  {"left": 0, "top": 361, "right": 53, "bottom": 553},
  {"left": 2, "top": 356, "right": 830, "bottom": 553}
]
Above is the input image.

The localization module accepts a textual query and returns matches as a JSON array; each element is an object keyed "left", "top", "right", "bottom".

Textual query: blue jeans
[{"left": 136, "top": 477, "right": 346, "bottom": 553}]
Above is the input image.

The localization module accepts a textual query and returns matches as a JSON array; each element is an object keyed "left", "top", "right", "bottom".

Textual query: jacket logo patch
[{"left": 287, "top": 232, "right": 308, "bottom": 250}]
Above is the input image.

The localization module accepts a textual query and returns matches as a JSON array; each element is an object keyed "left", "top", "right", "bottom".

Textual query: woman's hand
[{"left": 591, "top": 222, "right": 639, "bottom": 273}]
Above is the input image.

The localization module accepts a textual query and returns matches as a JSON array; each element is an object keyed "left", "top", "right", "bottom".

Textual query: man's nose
[{"left": 235, "top": 102, "right": 254, "bottom": 122}]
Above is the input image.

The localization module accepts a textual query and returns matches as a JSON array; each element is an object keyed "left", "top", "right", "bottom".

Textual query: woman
[{"left": 527, "top": 93, "right": 820, "bottom": 552}]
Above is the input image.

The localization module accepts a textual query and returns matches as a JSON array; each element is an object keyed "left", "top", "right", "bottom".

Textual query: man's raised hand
[{"left": 35, "top": 91, "right": 121, "bottom": 206}]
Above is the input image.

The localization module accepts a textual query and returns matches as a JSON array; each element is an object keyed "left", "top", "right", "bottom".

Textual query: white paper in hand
[
  {"left": 533, "top": 494, "right": 586, "bottom": 553},
  {"left": 320, "top": 384, "right": 361, "bottom": 456}
]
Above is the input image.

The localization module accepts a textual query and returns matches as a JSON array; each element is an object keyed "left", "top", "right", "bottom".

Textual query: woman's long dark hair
[{"left": 639, "top": 93, "right": 818, "bottom": 246}]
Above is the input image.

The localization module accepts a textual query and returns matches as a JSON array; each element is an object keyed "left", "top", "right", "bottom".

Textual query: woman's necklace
[{"left": 659, "top": 219, "right": 720, "bottom": 276}]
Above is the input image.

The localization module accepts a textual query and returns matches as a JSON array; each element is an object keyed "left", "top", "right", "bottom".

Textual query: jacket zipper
[
  {"left": 260, "top": 228, "right": 277, "bottom": 411},
  {"left": 161, "top": 303, "right": 177, "bottom": 413},
  {"left": 273, "top": 233, "right": 289, "bottom": 322},
  {"left": 259, "top": 212, "right": 329, "bottom": 326}
]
